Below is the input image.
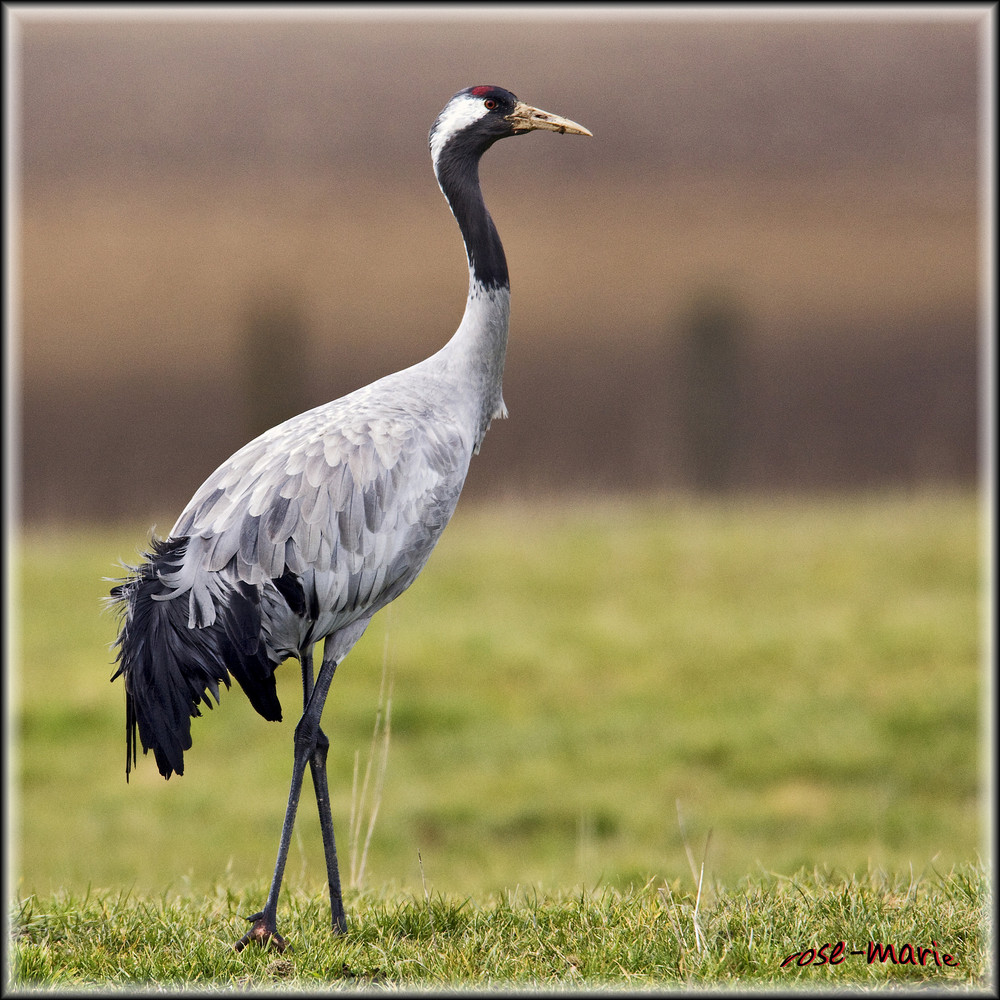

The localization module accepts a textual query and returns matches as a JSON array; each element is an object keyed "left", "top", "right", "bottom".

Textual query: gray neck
[{"left": 436, "top": 272, "right": 510, "bottom": 452}]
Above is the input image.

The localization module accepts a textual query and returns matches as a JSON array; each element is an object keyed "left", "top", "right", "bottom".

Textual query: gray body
[{"left": 164, "top": 282, "right": 510, "bottom": 669}]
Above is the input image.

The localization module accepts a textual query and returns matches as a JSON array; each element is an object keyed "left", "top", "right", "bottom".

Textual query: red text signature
[{"left": 780, "top": 941, "right": 959, "bottom": 968}]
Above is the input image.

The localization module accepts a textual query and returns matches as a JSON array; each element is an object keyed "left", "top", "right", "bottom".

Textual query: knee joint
[{"left": 293, "top": 720, "right": 317, "bottom": 756}]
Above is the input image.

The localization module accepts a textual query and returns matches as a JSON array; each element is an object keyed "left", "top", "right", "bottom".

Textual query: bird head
[{"left": 430, "top": 86, "right": 591, "bottom": 165}]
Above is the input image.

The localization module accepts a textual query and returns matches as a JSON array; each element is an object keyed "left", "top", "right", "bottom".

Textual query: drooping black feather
[
  {"left": 110, "top": 536, "right": 283, "bottom": 780},
  {"left": 273, "top": 569, "right": 307, "bottom": 617}
]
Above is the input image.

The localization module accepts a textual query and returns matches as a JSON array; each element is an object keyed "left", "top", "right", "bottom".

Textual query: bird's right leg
[
  {"left": 234, "top": 652, "right": 339, "bottom": 953},
  {"left": 308, "top": 726, "right": 348, "bottom": 933},
  {"left": 298, "top": 648, "right": 348, "bottom": 933}
]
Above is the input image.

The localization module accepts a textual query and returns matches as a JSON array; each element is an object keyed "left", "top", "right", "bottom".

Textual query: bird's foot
[{"left": 234, "top": 911, "right": 289, "bottom": 953}]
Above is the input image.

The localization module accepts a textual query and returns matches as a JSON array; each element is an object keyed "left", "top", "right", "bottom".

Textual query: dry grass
[{"left": 347, "top": 645, "right": 393, "bottom": 892}]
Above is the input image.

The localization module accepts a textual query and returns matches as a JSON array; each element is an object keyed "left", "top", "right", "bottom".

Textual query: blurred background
[
  {"left": 13, "top": 7, "right": 983, "bottom": 524},
  {"left": 7, "top": 7, "right": 989, "bottom": 907}
]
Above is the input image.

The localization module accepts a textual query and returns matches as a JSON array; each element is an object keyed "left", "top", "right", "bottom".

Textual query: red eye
[{"left": 484, "top": 98, "right": 497, "bottom": 110}]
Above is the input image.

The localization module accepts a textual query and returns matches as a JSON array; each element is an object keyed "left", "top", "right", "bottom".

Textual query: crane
[{"left": 109, "top": 86, "right": 591, "bottom": 952}]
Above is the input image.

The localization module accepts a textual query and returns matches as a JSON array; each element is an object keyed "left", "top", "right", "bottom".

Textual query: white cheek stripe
[{"left": 430, "top": 93, "right": 489, "bottom": 168}]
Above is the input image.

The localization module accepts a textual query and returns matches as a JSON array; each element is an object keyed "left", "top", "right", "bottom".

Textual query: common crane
[{"left": 110, "top": 85, "right": 591, "bottom": 951}]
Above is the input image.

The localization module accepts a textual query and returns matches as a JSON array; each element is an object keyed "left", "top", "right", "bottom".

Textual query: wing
[{"left": 158, "top": 389, "right": 473, "bottom": 646}]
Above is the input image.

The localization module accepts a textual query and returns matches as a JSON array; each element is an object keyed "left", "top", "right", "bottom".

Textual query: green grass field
[
  {"left": 8, "top": 491, "right": 989, "bottom": 987},
  {"left": 10, "top": 866, "right": 990, "bottom": 988}
]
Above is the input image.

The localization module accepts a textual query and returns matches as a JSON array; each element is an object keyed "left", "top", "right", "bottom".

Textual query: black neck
[{"left": 435, "top": 141, "right": 509, "bottom": 290}]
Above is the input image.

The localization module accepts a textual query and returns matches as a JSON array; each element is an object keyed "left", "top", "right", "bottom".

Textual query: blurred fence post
[
  {"left": 242, "top": 288, "right": 308, "bottom": 438},
  {"left": 679, "top": 286, "right": 747, "bottom": 493}
]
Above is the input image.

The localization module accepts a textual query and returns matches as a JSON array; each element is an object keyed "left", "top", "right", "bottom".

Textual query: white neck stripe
[{"left": 429, "top": 93, "right": 489, "bottom": 171}]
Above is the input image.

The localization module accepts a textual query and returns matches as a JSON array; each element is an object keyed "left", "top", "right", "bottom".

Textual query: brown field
[
  {"left": 21, "top": 166, "right": 977, "bottom": 379},
  {"left": 11, "top": 13, "right": 985, "bottom": 521}
]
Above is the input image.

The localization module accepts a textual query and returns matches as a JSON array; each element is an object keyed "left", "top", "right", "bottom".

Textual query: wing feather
[
  {"left": 207, "top": 523, "right": 242, "bottom": 572},
  {"left": 299, "top": 482, "right": 331, "bottom": 526},
  {"left": 278, "top": 471, "right": 304, "bottom": 500},
  {"left": 164, "top": 392, "right": 473, "bottom": 647},
  {"left": 239, "top": 514, "right": 260, "bottom": 566},
  {"left": 304, "top": 450, "right": 329, "bottom": 490},
  {"left": 328, "top": 463, "right": 354, "bottom": 512},
  {"left": 264, "top": 494, "right": 296, "bottom": 542}
]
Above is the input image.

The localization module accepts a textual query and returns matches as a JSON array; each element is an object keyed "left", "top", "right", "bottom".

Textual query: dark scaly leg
[
  {"left": 299, "top": 648, "right": 349, "bottom": 932},
  {"left": 309, "top": 727, "right": 348, "bottom": 932}
]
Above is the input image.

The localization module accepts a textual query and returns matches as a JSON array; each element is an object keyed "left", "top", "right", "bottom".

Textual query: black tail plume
[{"left": 109, "top": 536, "right": 282, "bottom": 780}]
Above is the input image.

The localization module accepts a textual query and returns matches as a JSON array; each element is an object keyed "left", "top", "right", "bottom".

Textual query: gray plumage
[
  {"left": 164, "top": 307, "right": 507, "bottom": 662},
  {"left": 109, "top": 85, "right": 590, "bottom": 950}
]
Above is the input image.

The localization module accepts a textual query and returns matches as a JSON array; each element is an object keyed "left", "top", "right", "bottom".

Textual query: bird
[{"left": 109, "top": 85, "right": 591, "bottom": 952}]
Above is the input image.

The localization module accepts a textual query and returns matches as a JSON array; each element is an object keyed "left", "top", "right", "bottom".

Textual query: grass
[
  {"left": 7, "top": 491, "right": 989, "bottom": 986},
  {"left": 8, "top": 865, "right": 991, "bottom": 988}
]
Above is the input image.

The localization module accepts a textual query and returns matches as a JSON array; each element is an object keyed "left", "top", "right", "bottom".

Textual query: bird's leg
[
  {"left": 300, "top": 646, "right": 315, "bottom": 702},
  {"left": 234, "top": 652, "right": 339, "bottom": 953},
  {"left": 297, "top": 648, "right": 348, "bottom": 932},
  {"left": 309, "top": 726, "right": 348, "bottom": 933}
]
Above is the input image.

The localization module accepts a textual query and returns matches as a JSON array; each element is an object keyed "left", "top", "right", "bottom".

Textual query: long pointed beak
[{"left": 507, "top": 101, "right": 593, "bottom": 137}]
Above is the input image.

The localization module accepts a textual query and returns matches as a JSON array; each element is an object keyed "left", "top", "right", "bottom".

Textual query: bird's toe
[{"left": 234, "top": 912, "right": 289, "bottom": 953}]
